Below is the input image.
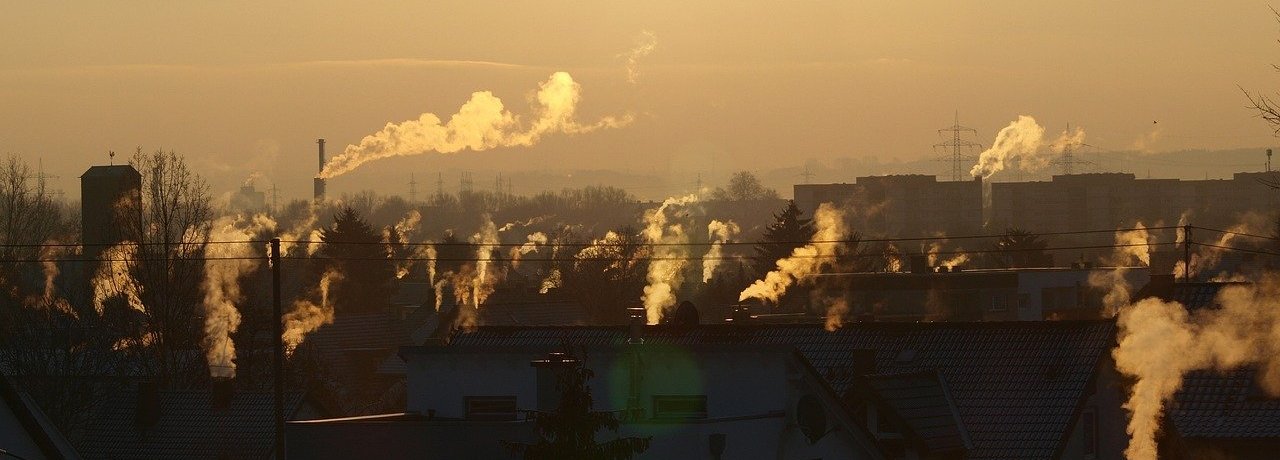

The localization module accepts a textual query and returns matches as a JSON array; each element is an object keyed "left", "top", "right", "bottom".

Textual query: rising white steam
[
  {"left": 511, "top": 232, "right": 547, "bottom": 269},
  {"left": 1088, "top": 223, "right": 1152, "bottom": 317},
  {"left": 383, "top": 210, "right": 423, "bottom": 279},
  {"left": 202, "top": 214, "right": 276, "bottom": 378},
  {"left": 739, "top": 202, "right": 846, "bottom": 304},
  {"left": 92, "top": 243, "right": 144, "bottom": 314},
  {"left": 702, "top": 220, "right": 739, "bottom": 283},
  {"left": 969, "top": 116, "right": 1049, "bottom": 179},
  {"left": 623, "top": 30, "right": 658, "bottom": 84},
  {"left": 642, "top": 194, "right": 699, "bottom": 324},
  {"left": 1114, "top": 278, "right": 1280, "bottom": 460},
  {"left": 319, "top": 72, "right": 632, "bottom": 178},
  {"left": 282, "top": 268, "right": 342, "bottom": 354}
]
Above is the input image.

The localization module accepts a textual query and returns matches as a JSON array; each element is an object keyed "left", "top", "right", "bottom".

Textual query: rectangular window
[
  {"left": 465, "top": 396, "right": 518, "bottom": 421},
  {"left": 652, "top": 395, "right": 708, "bottom": 420},
  {"left": 990, "top": 293, "right": 1008, "bottom": 312},
  {"left": 1082, "top": 410, "right": 1097, "bottom": 456}
]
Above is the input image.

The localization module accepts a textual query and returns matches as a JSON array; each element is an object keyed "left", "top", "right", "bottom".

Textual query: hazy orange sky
[{"left": 4, "top": 1, "right": 1280, "bottom": 201}]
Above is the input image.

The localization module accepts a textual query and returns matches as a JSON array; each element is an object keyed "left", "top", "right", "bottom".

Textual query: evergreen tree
[
  {"left": 988, "top": 227, "right": 1051, "bottom": 268},
  {"left": 319, "top": 207, "right": 395, "bottom": 315},
  {"left": 753, "top": 200, "right": 815, "bottom": 275}
]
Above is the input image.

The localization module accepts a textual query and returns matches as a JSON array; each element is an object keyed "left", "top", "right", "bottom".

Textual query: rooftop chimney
[
  {"left": 212, "top": 378, "right": 234, "bottom": 412},
  {"left": 135, "top": 381, "right": 160, "bottom": 428},
  {"left": 314, "top": 138, "right": 326, "bottom": 203},
  {"left": 627, "top": 307, "right": 645, "bottom": 344}
]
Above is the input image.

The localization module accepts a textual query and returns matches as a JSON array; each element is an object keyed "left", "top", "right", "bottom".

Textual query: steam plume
[
  {"left": 969, "top": 116, "right": 1048, "bottom": 179},
  {"left": 511, "top": 231, "right": 547, "bottom": 269},
  {"left": 702, "top": 220, "right": 739, "bottom": 283},
  {"left": 282, "top": 268, "right": 342, "bottom": 354},
  {"left": 1115, "top": 278, "right": 1280, "bottom": 459},
  {"left": 1089, "top": 223, "right": 1152, "bottom": 317},
  {"left": 383, "top": 210, "right": 422, "bottom": 279},
  {"left": 740, "top": 203, "right": 846, "bottom": 304},
  {"left": 642, "top": 194, "right": 699, "bottom": 324},
  {"left": 202, "top": 214, "right": 276, "bottom": 378},
  {"left": 92, "top": 242, "right": 144, "bottom": 314},
  {"left": 319, "top": 72, "right": 632, "bottom": 178},
  {"left": 623, "top": 30, "right": 658, "bottom": 84}
]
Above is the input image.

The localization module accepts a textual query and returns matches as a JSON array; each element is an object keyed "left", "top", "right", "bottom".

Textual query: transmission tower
[
  {"left": 933, "top": 112, "right": 983, "bottom": 181},
  {"left": 800, "top": 166, "right": 816, "bottom": 184},
  {"left": 1048, "top": 122, "right": 1095, "bottom": 175},
  {"left": 460, "top": 171, "right": 473, "bottom": 193},
  {"left": 408, "top": 173, "right": 418, "bottom": 203},
  {"left": 436, "top": 173, "right": 444, "bottom": 199}
]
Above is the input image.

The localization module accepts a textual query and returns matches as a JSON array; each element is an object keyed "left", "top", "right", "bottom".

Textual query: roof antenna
[{"left": 108, "top": 150, "right": 115, "bottom": 166}]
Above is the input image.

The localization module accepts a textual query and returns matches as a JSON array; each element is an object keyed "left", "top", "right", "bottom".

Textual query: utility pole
[
  {"left": 1182, "top": 225, "right": 1192, "bottom": 283},
  {"left": 269, "top": 183, "right": 279, "bottom": 216},
  {"left": 271, "top": 238, "right": 284, "bottom": 459},
  {"left": 933, "top": 112, "right": 983, "bottom": 181}
]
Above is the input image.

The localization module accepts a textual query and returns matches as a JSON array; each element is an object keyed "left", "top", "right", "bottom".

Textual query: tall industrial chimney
[{"left": 314, "top": 138, "right": 326, "bottom": 203}]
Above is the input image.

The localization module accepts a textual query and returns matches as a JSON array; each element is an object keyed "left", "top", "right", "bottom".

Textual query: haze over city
[
  {"left": 5, "top": 1, "right": 1280, "bottom": 201},
  {"left": 9, "top": 3, "right": 1280, "bottom": 460}
]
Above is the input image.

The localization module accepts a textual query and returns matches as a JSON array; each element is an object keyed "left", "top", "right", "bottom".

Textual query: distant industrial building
[
  {"left": 797, "top": 172, "right": 1277, "bottom": 239},
  {"left": 229, "top": 184, "right": 267, "bottom": 215},
  {"left": 989, "top": 172, "right": 1276, "bottom": 232},
  {"left": 80, "top": 165, "right": 141, "bottom": 258},
  {"left": 794, "top": 175, "right": 984, "bottom": 237}
]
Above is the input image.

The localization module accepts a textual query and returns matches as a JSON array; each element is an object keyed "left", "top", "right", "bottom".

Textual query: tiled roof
[
  {"left": 865, "top": 370, "right": 970, "bottom": 454},
  {"left": 78, "top": 388, "right": 302, "bottom": 460},
  {"left": 445, "top": 320, "right": 1115, "bottom": 460},
  {"left": 1170, "top": 367, "right": 1280, "bottom": 439},
  {"left": 306, "top": 312, "right": 411, "bottom": 378}
]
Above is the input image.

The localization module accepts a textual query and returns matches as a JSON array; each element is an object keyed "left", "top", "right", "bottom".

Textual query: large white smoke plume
[
  {"left": 740, "top": 202, "right": 847, "bottom": 304},
  {"left": 318, "top": 72, "right": 632, "bottom": 179},
  {"left": 969, "top": 116, "right": 1088, "bottom": 179},
  {"left": 282, "top": 268, "right": 342, "bottom": 354},
  {"left": 202, "top": 214, "right": 276, "bottom": 378},
  {"left": 642, "top": 194, "right": 699, "bottom": 324},
  {"left": 1114, "top": 277, "right": 1280, "bottom": 460},
  {"left": 702, "top": 220, "right": 739, "bottom": 283}
]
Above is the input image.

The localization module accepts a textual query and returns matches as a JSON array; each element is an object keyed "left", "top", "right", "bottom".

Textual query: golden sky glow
[{"left": 3, "top": 1, "right": 1279, "bottom": 200}]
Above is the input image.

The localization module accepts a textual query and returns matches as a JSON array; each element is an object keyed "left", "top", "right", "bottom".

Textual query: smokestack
[
  {"left": 135, "top": 381, "right": 160, "bottom": 428},
  {"left": 314, "top": 139, "right": 326, "bottom": 203},
  {"left": 212, "top": 378, "right": 234, "bottom": 412}
]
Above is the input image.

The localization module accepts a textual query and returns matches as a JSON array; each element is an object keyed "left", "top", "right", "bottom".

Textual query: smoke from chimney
[
  {"left": 317, "top": 72, "right": 631, "bottom": 179},
  {"left": 282, "top": 268, "right": 342, "bottom": 354},
  {"left": 201, "top": 214, "right": 277, "bottom": 378},
  {"left": 92, "top": 242, "right": 144, "bottom": 314},
  {"left": 703, "top": 220, "right": 739, "bottom": 283},
  {"left": 739, "top": 202, "right": 847, "bottom": 304},
  {"left": 642, "top": 194, "right": 699, "bottom": 324},
  {"left": 1109, "top": 268, "right": 1280, "bottom": 460}
]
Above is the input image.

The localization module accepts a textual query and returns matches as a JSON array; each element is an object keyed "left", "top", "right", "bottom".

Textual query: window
[
  {"left": 465, "top": 396, "right": 517, "bottom": 421},
  {"left": 652, "top": 395, "right": 708, "bottom": 420},
  {"left": 990, "top": 293, "right": 1008, "bottom": 312}
]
